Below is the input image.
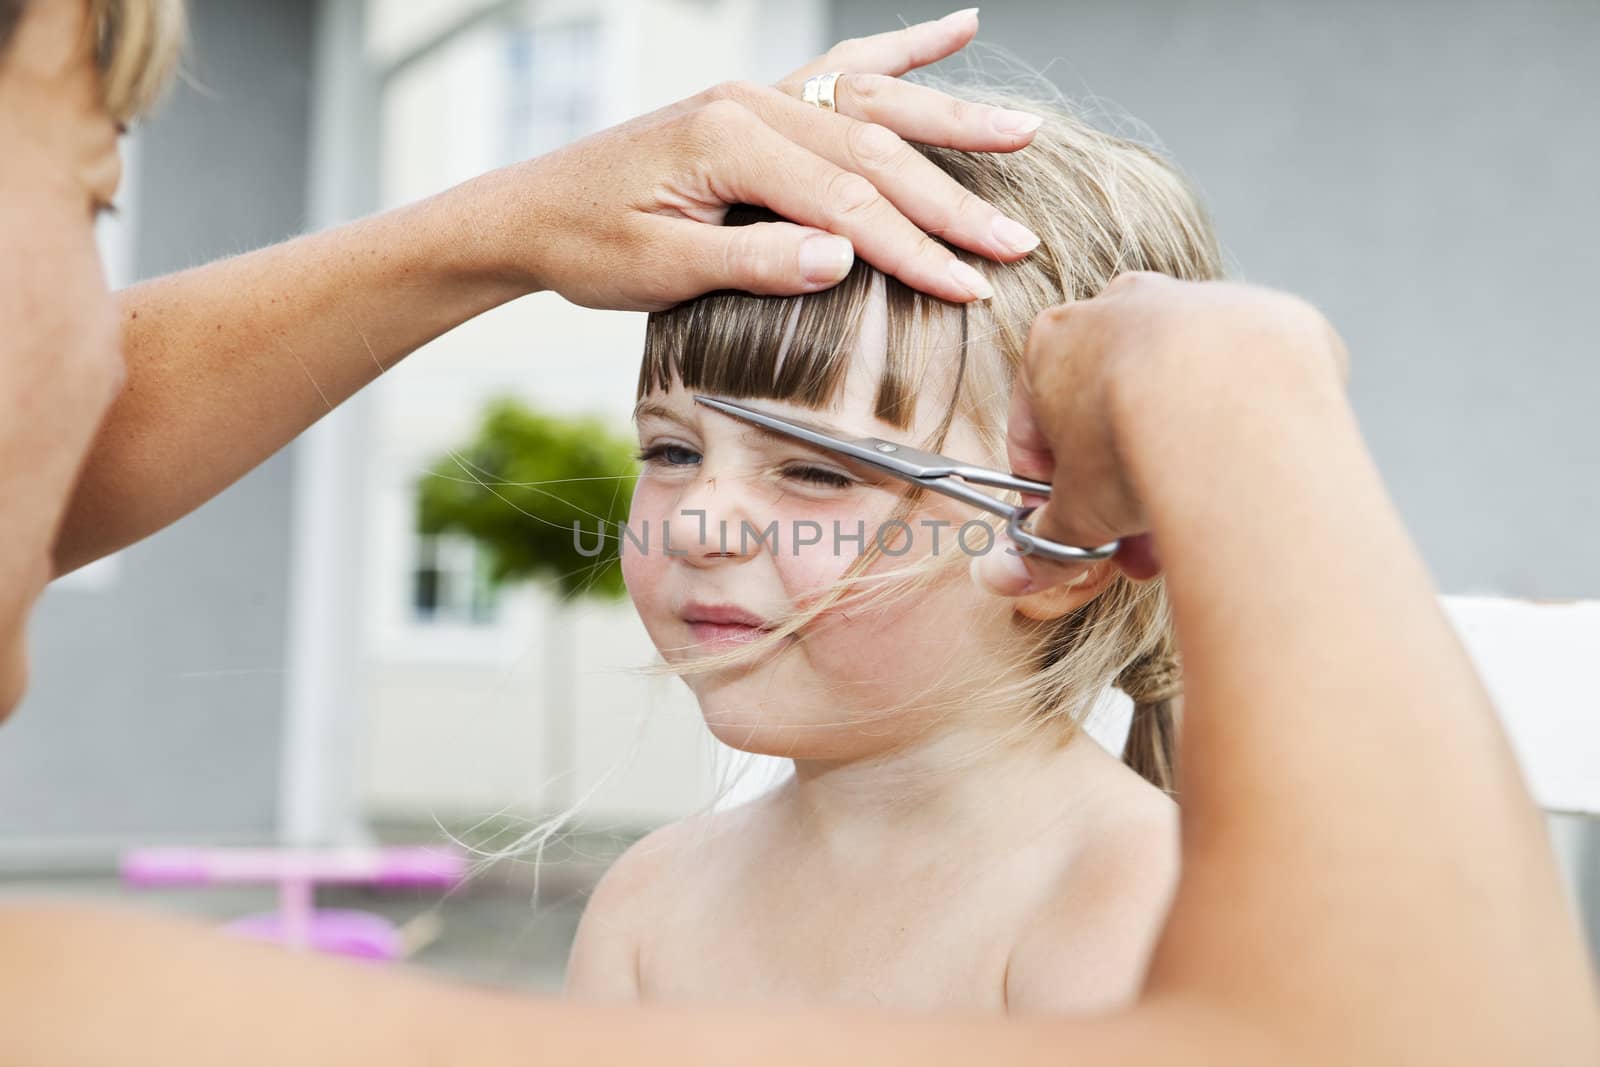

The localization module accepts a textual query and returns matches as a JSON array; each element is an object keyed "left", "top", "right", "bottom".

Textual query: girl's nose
[{"left": 668, "top": 473, "right": 765, "bottom": 567}]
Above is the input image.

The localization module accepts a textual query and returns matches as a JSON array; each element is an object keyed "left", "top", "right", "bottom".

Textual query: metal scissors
[{"left": 693, "top": 395, "right": 1119, "bottom": 564}]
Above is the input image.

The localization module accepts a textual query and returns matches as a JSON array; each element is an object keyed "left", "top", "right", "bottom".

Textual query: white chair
[{"left": 1441, "top": 596, "right": 1600, "bottom": 817}]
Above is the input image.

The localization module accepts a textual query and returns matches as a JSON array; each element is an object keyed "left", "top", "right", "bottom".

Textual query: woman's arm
[
  {"left": 6, "top": 278, "right": 1592, "bottom": 1065},
  {"left": 0, "top": 902, "right": 1158, "bottom": 1066},
  {"left": 53, "top": 11, "right": 1046, "bottom": 573},
  {"left": 1000, "top": 274, "right": 1600, "bottom": 1063}
]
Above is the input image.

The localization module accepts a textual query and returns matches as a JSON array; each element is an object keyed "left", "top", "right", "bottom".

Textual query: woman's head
[
  {"left": 623, "top": 87, "right": 1221, "bottom": 790},
  {"left": 1, "top": 0, "right": 183, "bottom": 120},
  {"left": 0, "top": 0, "right": 182, "bottom": 718}
]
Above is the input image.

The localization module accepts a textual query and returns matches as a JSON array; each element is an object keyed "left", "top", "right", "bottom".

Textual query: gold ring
[{"left": 801, "top": 71, "right": 843, "bottom": 112}]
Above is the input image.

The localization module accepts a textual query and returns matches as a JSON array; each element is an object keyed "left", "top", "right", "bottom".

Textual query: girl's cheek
[
  {"left": 621, "top": 486, "right": 669, "bottom": 607},
  {"left": 620, "top": 543, "right": 650, "bottom": 600},
  {"left": 769, "top": 498, "right": 875, "bottom": 595}
]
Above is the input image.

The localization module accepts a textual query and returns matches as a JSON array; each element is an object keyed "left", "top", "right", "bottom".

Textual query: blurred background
[{"left": 1, "top": 0, "right": 1595, "bottom": 992}]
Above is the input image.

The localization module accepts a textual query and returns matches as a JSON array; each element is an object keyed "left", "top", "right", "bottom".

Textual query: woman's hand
[
  {"left": 974, "top": 273, "right": 1349, "bottom": 594},
  {"left": 473, "top": 9, "right": 1045, "bottom": 310},
  {"left": 58, "top": 11, "right": 1049, "bottom": 575}
]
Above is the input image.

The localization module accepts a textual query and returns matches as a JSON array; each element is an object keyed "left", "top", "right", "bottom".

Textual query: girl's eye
[
  {"left": 636, "top": 443, "right": 701, "bottom": 468},
  {"left": 783, "top": 465, "right": 854, "bottom": 490}
]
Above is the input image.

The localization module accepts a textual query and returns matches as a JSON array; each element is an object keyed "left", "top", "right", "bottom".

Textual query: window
[
  {"left": 501, "top": 20, "right": 600, "bottom": 163},
  {"left": 411, "top": 531, "right": 498, "bottom": 625}
]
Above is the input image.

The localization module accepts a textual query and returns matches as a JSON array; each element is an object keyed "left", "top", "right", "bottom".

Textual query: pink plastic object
[
  {"left": 226, "top": 909, "right": 405, "bottom": 959},
  {"left": 121, "top": 847, "right": 467, "bottom": 960}
]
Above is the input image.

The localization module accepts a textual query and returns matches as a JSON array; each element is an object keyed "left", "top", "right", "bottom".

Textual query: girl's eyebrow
[{"left": 632, "top": 400, "right": 687, "bottom": 425}]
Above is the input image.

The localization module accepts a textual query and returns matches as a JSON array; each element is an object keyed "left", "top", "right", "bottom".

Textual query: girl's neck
[{"left": 774, "top": 714, "right": 1123, "bottom": 868}]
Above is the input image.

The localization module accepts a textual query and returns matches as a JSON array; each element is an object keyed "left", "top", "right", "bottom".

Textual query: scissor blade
[
  {"left": 692, "top": 395, "right": 1112, "bottom": 562},
  {"left": 693, "top": 395, "right": 1053, "bottom": 503},
  {"left": 692, "top": 395, "right": 948, "bottom": 481}
]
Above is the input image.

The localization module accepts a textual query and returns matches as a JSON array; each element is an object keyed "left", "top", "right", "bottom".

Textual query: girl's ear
[{"left": 1012, "top": 562, "right": 1117, "bottom": 622}]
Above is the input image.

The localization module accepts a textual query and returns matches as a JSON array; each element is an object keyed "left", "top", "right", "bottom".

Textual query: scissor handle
[{"left": 1006, "top": 506, "right": 1120, "bottom": 564}]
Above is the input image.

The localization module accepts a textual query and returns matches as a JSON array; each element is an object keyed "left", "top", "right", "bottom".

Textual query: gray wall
[
  {"left": 833, "top": 0, "right": 1598, "bottom": 961},
  {"left": 836, "top": 0, "right": 1598, "bottom": 598},
  {"left": 0, "top": 0, "right": 315, "bottom": 856}
]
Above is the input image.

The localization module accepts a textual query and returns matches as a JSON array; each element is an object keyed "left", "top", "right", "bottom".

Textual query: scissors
[{"left": 693, "top": 395, "right": 1120, "bottom": 564}]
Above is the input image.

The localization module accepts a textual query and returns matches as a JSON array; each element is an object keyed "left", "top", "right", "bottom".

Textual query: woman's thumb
[
  {"left": 969, "top": 537, "right": 1097, "bottom": 597},
  {"left": 970, "top": 546, "right": 1038, "bottom": 597},
  {"left": 686, "top": 220, "right": 855, "bottom": 297}
]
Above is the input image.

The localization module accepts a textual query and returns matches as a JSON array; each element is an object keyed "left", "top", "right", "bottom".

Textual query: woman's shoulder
[{"left": 1003, "top": 780, "right": 1180, "bottom": 1015}]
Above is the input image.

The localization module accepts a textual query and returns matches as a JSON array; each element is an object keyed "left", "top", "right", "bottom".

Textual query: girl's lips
[
  {"left": 679, "top": 602, "right": 791, "bottom": 649},
  {"left": 686, "top": 621, "right": 772, "bottom": 647},
  {"left": 679, "top": 601, "right": 770, "bottom": 628}
]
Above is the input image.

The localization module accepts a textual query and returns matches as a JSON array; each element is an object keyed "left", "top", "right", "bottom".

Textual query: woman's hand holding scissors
[
  {"left": 974, "top": 272, "right": 1350, "bottom": 595},
  {"left": 974, "top": 271, "right": 1597, "bottom": 1066}
]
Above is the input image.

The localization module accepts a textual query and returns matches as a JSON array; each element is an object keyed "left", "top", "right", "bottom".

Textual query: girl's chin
[{"left": 701, "top": 719, "right": 844, "bottom": 761}]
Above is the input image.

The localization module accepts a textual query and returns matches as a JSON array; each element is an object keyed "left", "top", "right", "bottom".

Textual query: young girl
[{"left": 565, "top": 87, "right": 1222, "bottom": 1015}]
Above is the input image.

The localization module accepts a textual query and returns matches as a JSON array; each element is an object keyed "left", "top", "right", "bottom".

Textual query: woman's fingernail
[
  {"left": 971, "top": 548, "right": 1035, "bottom": 596},
  {"left": 949, "top": 259, "right": 994, "bottom": 301},
  {"left": 799, "top": 235, "right": 854, "bottom": 283},
  {"left": 940, "top": 8, "right": 980, "bottom": 25},
  {"left": 991, "top": 216, "right": 1040, "bottom": 255},
  {"left": 992, "top": 109, "right": 1042, "bottom": 136}
]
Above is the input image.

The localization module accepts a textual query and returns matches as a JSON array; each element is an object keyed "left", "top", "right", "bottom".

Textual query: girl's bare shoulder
[
  {"left": 1003, "top": 775, "right": 1180, "bottom": 1015},
  {"left": 564, "top": 800, "right": 773, "bottom": 998},
  {"left": 574, "top": 809, "right": 743, "bottom": 927}
]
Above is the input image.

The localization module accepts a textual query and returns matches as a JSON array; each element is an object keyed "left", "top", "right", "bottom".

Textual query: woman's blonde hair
[
  {"left": 91, "top": 0, "right": 185, "bottom": 122},
  {"left": 1, "top": 1, "right": 184, "bottom": 120},
  {"left": 638, "top": 86, "right": 1222, "bottom": 795}
]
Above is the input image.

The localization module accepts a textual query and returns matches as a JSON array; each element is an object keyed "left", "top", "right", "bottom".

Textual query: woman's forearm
[
  {"left": 1115, "top": 333, "right": 1598, "bottom": 1061},
  {"left": 53, "top": 179, "right": 528, "bottom": 574},
  {"left": 0, "top": 903, "right": 1166, "bottom": 1067}
]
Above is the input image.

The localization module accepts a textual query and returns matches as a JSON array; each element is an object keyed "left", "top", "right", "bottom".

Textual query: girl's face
[{"left": 623, "top": 301, "right": 1022, "bottom": 762}]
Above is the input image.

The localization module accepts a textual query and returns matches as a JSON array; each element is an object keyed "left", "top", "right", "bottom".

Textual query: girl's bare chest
[{"left": 636, "top": 865, "right": 1038, "bottom": 1012}]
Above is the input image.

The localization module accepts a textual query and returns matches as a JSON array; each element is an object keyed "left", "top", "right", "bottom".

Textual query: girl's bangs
[{"left": 639, "top": 209, "right": 969, "bottom": 435}]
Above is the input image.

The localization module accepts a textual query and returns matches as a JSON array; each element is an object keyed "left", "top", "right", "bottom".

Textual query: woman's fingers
[
  {"left": 1003, "top": 376, "right": 1056, "bottom": 494},
  {"left": 971, "top": 294, "right": 1170, "bottom": 597},
  {"left": 686, "top": 102, "right": 997, "bottom": 302},
  {"left": 787, "top": 8, "right": 979, "bottom": 82},
  {"left": 669, "top": 9, "right": 1041, "bottom": 298},
  {"left": 717, "top": 85, "right": 1039, "bottom": 264},
  {"left": 826, "top": 74, "right": 1042, "bottom": 151}
]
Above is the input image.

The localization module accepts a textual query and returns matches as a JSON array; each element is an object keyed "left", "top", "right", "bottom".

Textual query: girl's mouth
[
  {"left": 686, "top": 621, "right": 772, "bottom": 647},
  {"left": 679, "top": 601, "right": 779, "bottom": 647}
]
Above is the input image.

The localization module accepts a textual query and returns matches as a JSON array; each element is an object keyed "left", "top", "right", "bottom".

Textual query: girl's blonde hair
[{"left": 638, "top": 87, "right": 1222, "bottom": 795}]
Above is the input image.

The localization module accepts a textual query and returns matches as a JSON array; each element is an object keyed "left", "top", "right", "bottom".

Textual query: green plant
[{"left": 417, "top": 397, "right": 638, "bottom": 602}]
